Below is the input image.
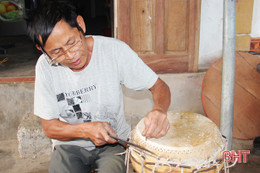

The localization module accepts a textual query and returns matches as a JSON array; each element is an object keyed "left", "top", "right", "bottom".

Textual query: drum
[{"left": 128, "top": 111, "right": 227, "bottom": 173}]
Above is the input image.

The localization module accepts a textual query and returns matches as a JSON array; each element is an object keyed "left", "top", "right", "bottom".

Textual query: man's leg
[
  {"left": 94, "top": 144, "right": 126, "bottom": 173},
  {"left": 49, "top": 145, "right": 95, "bottom": 173}
]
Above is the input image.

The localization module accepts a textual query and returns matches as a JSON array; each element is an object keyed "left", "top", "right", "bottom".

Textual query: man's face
[{"left": 43, "top": 20, "right": 88, "bottom": 71}]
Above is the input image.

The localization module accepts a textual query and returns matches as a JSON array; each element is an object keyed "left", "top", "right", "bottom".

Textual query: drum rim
[{"left": 130, "top": 148, "right": 225, "bottom": 173}]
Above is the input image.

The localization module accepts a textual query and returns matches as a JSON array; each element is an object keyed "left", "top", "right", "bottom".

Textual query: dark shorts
[{"left": 49, "top": 143, "right": 126, "bottom": 173}]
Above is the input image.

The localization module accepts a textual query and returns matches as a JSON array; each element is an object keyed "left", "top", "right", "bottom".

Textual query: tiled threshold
[{"left": 0, "top": 76, "right": 35, "bottom": 83}]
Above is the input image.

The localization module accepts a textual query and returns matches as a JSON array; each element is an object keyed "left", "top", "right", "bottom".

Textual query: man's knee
[
  {"left": 96, "top": 154, "right": 126, "bottom": 173},
  {"left": 107, "top": 155, "right": 126, "bottom": 172},
  {"left": 49, "top": 145, "right": 94, "bottom": 173}
]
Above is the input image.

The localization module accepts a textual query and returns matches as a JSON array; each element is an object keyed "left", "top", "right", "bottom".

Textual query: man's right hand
[{"left": 41, "top": 119, "right": 118, "bottom": 146}]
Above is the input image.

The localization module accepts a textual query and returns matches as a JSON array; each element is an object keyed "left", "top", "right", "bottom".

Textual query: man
[{"left": 26, "top": 1, "right": 171, "bottom": 173}]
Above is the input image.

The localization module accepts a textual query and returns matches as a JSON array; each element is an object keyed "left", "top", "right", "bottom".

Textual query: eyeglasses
[{"left": 41, "top": 35, "right": 83, "bottom": 65}]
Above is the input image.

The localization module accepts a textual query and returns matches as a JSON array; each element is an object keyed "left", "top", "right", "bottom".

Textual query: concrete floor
[
  {"left": 0, "top": 35, "right": 39, "bottom": 78},
  {"left": 0, "top": 140, "right": 49, "bottom": 173},
  {"left": 0, "top": 36, "right": 260, "bottom": 173}
]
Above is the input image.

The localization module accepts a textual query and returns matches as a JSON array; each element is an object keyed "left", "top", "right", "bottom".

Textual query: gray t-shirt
[{"left": 34, "top": 36, "right": 158, "bottom": 150}]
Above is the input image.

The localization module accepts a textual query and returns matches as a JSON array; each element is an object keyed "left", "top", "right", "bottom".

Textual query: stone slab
[{"left": 17, "top": 113, "right": 52, "bottom": 158}]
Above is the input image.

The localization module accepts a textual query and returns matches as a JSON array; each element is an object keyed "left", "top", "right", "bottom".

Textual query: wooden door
[{"left": 117, "top": 0, "right": 201, "bottom": 73}]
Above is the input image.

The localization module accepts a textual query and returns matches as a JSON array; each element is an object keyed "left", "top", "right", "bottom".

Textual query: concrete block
[
  {"left": 17, "top": 113, "right": 52, "bottom": 158},
  {"left": 236, "top": 0, "right": 254, "bottom": 34},
  {"left": 236, "top": 35, "right": 251, "bottom": 51}
]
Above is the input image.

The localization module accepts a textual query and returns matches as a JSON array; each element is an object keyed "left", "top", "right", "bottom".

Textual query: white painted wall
[
  {"left": 198, "top": 0, "right": 260, "bottom": 70},
  {"left": 251, "top": 0, "right": 260, "bottom": 38},
  {"left": 199, "top": 0, "right": 224, "bottom": 70}
]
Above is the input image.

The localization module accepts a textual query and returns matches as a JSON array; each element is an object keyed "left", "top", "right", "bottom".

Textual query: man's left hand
[{"left": 142, "top": 109, "right": 170, "bottom": 138}]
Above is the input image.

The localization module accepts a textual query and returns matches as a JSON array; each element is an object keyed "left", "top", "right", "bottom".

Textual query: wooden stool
[{"left": 202, "top": 52, "right": 260, "bottom": 139}]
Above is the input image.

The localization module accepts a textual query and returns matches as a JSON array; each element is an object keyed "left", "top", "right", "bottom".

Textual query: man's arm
[
  {"left": 142, "top": 78, "right": 171, "bottom": 138},
  {"left": 41, "top": 119, "right": 117, "bottom": 146}
]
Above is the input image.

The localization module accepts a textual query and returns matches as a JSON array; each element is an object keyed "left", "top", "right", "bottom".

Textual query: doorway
[{"left": 74, "top": 0, "right": 114, "bottom": 37}]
